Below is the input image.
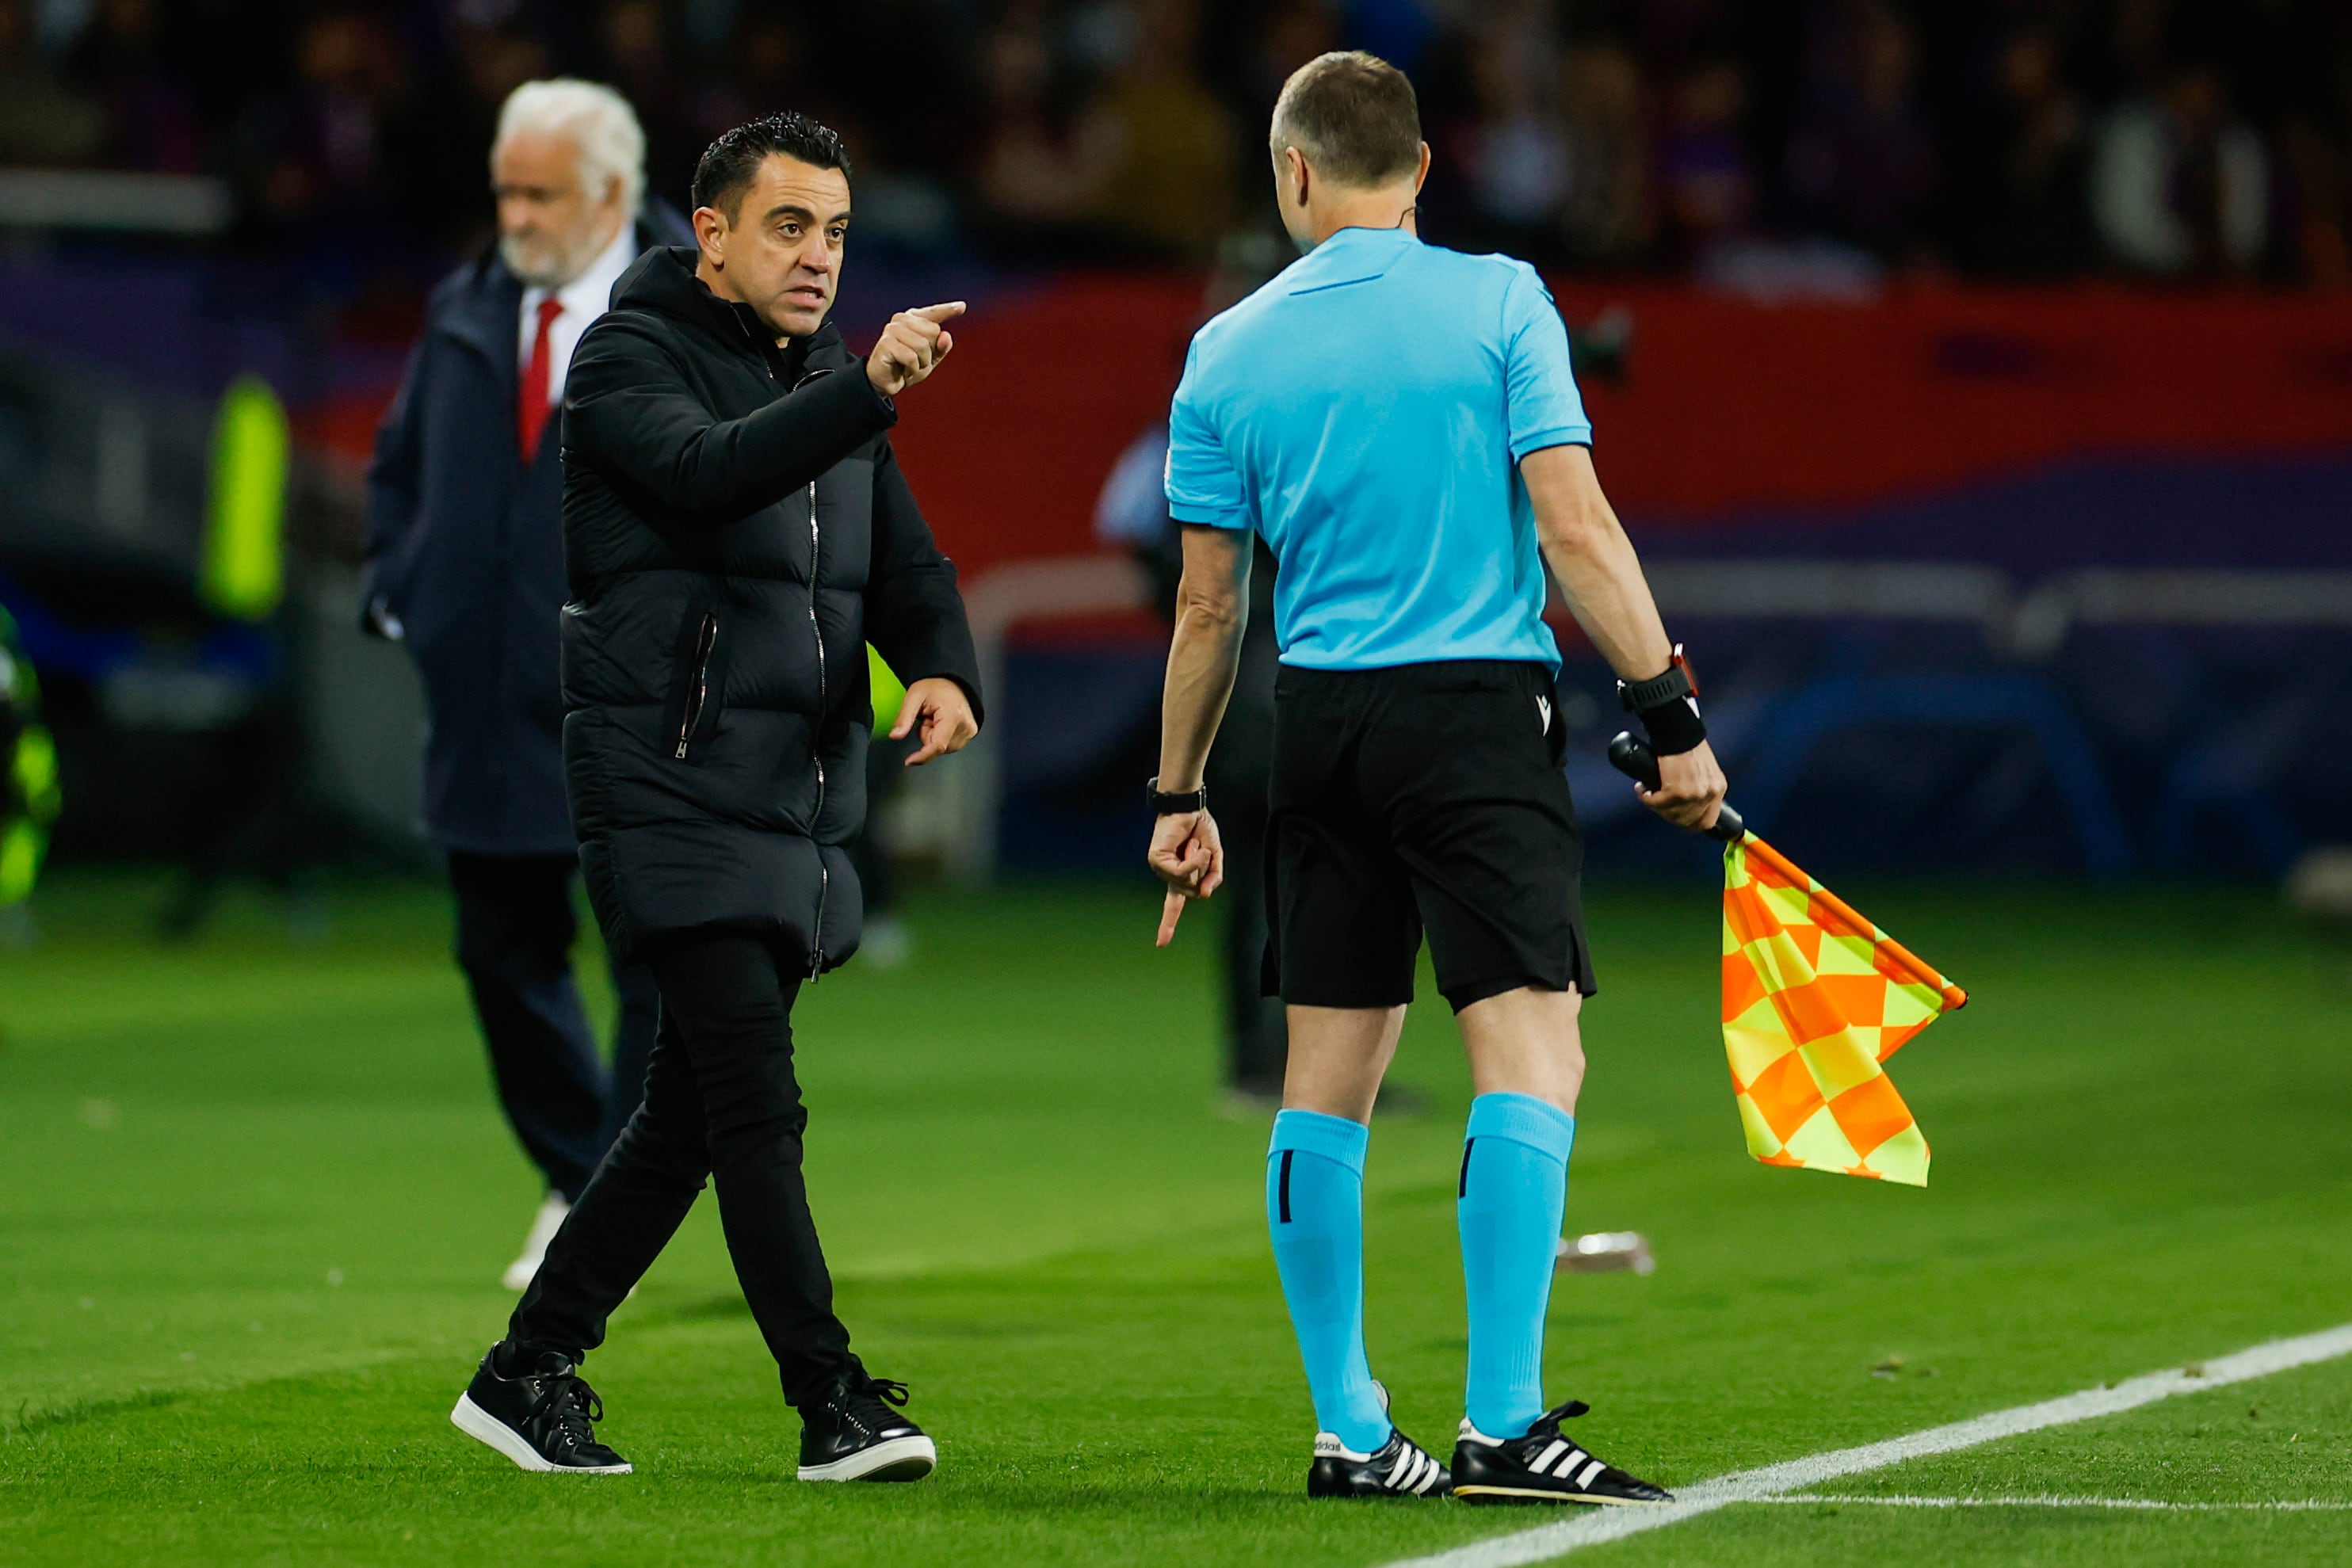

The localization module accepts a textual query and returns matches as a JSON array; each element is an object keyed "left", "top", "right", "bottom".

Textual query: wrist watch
[
  {"left": 1147, "top": 776, "right": 1208, "bottom": 815},
  {"left": 1617, "top": 645, "right": 1709, "bottom": 757},
  {"left": 1617, "top": 645, "right": 1699, "bottom": 712}
]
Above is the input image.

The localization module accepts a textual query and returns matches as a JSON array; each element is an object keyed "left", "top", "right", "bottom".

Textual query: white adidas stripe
[
  {"left": 1380, "top": 1446, "right": 1436, "bottom": 1496},
  {"left": 1373, "top": 1320, "right": 2352, "bottom": 1567}
]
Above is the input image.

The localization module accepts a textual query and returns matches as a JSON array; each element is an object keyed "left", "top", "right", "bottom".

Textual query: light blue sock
[
  {"left": 1267, "top": 1109, "right": 1391, "bottom": 1452},
  {"left": 1458, "top": 1093, "right": 1577, "bottom": 1438}
]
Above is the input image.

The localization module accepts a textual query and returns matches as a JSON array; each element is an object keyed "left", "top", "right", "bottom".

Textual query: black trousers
[
  {"left": 448, "top": 852, "right": 660, "bottom": 1204},
  {"left": 508, "top": 934, "right": 856, "bottom": 1407},
  {"left": 1143, "top": 535, "right": 1289, "bottom": 1090},
  {"left": 1211, "top": 611, "right": 1287, "bottom": 1092}
]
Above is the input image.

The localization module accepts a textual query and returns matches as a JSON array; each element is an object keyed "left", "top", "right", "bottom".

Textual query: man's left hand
[
  {"left": 1147, "top": 808, "right": 1224, "bottom": 948},
  {"left": 891, "top": 677, "right": 979, "bottom": 766}
]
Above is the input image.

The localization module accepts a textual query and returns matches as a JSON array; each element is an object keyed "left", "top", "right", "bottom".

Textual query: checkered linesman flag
[{"left": 1720, "top": 836, "right": 1968, "bottom": 1186}]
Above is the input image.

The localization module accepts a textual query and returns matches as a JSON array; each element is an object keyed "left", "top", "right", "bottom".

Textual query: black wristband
[
  {"left": 1620, "top": 646, "right": 1706, "bottom": 755},
  {"left": 1636, "top": 693, "right": 1708, "bottom": 756},
  {"left": 1147, "top": 776, "right": 1208, "bottom": 815}
]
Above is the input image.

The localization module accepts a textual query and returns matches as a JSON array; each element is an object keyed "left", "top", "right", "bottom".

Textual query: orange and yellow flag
[{"left": 1720, "top": 836, "right": 1967, "bottom": 1186}]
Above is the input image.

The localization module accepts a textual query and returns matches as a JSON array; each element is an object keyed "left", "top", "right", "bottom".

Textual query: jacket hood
[{"left": 613, "top": 245, "right": 855, "bottom": 371}]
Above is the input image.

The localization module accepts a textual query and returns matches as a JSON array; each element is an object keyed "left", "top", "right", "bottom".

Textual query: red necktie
[{"left": 517, "top": 295, "right": 564, "bottom": 459}]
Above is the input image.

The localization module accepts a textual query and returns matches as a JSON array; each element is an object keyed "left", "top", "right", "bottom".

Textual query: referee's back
[{"left": 1165, "top": 225, "right": 1590, "bottom": 675}]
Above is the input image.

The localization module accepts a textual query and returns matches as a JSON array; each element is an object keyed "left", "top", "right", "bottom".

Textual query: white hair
[{"left": 493, "top": 78, "right": 646, "bottom": 221}]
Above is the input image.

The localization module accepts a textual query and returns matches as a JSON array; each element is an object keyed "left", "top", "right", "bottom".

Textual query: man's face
[
  {"left": 697, "top": 155, "right": 850, "bottom": 339},
  {"left": 494, "top": 128, "right": 626, "bottom": 290}
]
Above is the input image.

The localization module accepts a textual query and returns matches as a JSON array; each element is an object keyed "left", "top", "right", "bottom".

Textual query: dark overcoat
[
  {"left": 361, "top": 210, "right": 689, "bottom": 856},
  {"left": 558, "top": 245, "right": 982, "bottom": 971}
]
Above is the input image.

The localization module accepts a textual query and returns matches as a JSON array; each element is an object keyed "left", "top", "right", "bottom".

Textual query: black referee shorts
[{"left": 1262, "top": 659, "right": 1596, "bottom": 1013}]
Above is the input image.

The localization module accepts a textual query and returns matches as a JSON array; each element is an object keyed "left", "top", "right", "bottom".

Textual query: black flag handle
[{"left": 1607, "top": 731, "right": 1747, "bottom": 844}]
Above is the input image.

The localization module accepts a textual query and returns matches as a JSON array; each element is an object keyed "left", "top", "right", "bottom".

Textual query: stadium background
[{"left": 3, "top": 2, "right": 2352, "bottom": 1565}]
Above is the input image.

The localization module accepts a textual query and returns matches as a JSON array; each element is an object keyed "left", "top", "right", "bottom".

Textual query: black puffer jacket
[{"left": 559, "top": 245, "right": 982, "bottom": 970}]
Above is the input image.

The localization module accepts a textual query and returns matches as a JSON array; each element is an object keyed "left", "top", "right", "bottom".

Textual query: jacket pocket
[{"left": 668, "top": 610, "right": 720, "bottom": 762}]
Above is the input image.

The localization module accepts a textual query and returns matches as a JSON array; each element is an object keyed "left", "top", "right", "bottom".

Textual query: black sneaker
[
  {"left": 1308, "top": 1425, "right": 1453, "bottom": 1498},
  {"left": 1452, "top": 1401, "right": 1670, "bottom": 1505},
  {"left": 450, "top": 1346, "right": 632, "bottom": 1475},
  {"left": 797, "top": 1373, "right": 937, "bottom": 1482}
]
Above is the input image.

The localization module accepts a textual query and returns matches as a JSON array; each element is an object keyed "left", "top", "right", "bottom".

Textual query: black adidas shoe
[
  {"left": 1452, "top": 1401, "right": 1670, "bottom": 1505},
  {"left": 450, "top": 1346, "right": 632, "bottom": 1475},
  {"left": 797, "top": 1373, "right": 937, "bottom": 1482},
  {"left": 1308, "top": 1425, "right": 1453, "bottom": 1498}
]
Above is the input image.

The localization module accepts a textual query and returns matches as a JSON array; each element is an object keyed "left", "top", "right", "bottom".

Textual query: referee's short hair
[{"left": 1270, "top": 51, "right": 1422, "bottom": 189}]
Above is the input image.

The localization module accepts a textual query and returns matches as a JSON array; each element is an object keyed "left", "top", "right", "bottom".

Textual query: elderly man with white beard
[{"left": 362, "top": 80, "right": 689, "bottom": 1290}]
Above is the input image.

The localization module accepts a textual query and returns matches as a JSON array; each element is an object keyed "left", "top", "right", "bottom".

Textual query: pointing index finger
[{"left": 908, "top": 302, "right": 967, "bottom": 323}]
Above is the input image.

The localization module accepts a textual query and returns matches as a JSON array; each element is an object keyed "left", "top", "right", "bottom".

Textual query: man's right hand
[
  {"left": 1638, "top": 738, "right": 1728, "bottom": 832},
  {"left": 867, "top": 302, "right": 965, "bottom": 397}
]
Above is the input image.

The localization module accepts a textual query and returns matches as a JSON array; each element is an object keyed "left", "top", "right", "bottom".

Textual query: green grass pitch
[{"left": 3, "top": 867, "right": 2350, "bottom": 1566}]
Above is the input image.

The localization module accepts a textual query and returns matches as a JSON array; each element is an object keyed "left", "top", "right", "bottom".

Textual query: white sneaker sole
[
  {"left": 450, "top": 1393, "right": 632, "bottom": 1475},
  {"left": 796, "top": 1433, "right": 937, "bottom": 1483},
  {"left": 1453, "top": 1482, "right": 1670, "bottom": 1505}
]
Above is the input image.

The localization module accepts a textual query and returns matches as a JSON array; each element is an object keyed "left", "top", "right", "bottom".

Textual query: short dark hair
[
  {"left": 691, "top": 111, "right": 853, "bottom": 218},
  {"left": 1270, "top": 51, "right": 1421, "bottom": 188}
]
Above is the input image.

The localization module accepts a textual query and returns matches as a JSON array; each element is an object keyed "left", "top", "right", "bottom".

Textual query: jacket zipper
[
  {"left": 674, "top": 612, "right": 717, "bottom": 760},
  {"left": 805, "top": 475, "right": 827, "bottom": 978},
  {"left": 731, "top": 322, "right": 835, "bottom": 978},
  {"left": 796, "top": 364, "right": 830, "bottom": 979}
]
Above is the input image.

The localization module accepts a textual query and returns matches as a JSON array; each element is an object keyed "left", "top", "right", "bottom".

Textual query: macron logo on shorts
[{"left": 1537, "top": 696, "right": 1552, "bottom": 734}]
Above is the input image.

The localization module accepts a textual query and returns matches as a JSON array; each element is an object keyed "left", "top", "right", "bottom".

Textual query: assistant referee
[{"left": 1148, "top": 52, "right": 1726, "bottom": 1505}]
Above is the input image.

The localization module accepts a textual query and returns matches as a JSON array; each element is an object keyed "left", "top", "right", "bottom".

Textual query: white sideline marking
[
  {"left": 1761, "top": 1494, "right": 2352, "bottom": 1513},
  {"left": 1376, "top": 1321, "right": 2352, "bottom": 1567}
]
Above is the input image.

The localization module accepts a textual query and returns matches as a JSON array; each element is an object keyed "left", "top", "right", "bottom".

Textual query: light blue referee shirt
[{"left": 1163, "top": 225, "right": 1590, "bottom": 672}]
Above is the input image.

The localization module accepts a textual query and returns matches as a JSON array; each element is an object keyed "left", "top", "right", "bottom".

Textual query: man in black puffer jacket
[{"left": 449, "top": 113, "right": 981, "bottom": 1486}]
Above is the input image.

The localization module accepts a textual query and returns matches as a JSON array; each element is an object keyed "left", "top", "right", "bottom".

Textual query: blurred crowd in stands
[{"left": 2, "top": 0, "right": 2348, "bottom": 289}]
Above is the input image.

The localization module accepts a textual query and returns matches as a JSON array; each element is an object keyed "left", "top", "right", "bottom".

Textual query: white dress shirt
[{"left": 518, "top": 222, "right": 641, "bottom": 409}]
